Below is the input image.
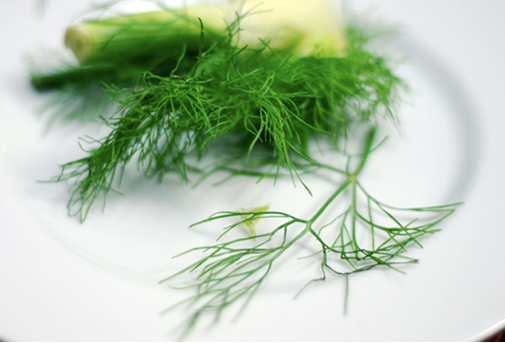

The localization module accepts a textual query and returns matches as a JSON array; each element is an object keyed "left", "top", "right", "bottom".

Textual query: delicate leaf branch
[{"left": 160, "top": 129, "right": 460, "bottom": 337}]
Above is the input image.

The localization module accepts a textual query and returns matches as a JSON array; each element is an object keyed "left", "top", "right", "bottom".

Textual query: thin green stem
[{"left": 309, "top": 179, "right": 352, "bottom": 224}]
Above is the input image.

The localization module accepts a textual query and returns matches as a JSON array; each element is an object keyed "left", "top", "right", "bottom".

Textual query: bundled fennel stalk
[{"left": 34, "top": 0, "right": 460, "bottom": 336}]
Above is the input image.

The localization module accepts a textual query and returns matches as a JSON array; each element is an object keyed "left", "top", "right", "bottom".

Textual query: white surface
[{"left": 0, "top": 0, "right": 504, "bottom": 341}]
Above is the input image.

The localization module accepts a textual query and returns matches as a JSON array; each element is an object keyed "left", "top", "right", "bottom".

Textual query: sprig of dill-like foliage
[{"left": 160, "top": 128, "right": 460, "bottom": 338}]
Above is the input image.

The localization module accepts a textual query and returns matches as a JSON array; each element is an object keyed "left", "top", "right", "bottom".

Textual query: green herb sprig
[{"left": 160, "top": 128, "right": 459, "bottom": 337}]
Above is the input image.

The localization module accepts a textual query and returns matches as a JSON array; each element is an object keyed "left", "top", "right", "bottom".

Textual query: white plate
[{"left": 1, "top": 0, "right": 505, "bottom": 341}]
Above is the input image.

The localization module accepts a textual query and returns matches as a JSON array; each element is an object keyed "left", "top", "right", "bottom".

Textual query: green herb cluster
[
  {"left": 34, "top": 6, "right": 460, "bottom": 336},
  {"left": 51, "top": 15, "right": 403, "bottom": 221}
]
